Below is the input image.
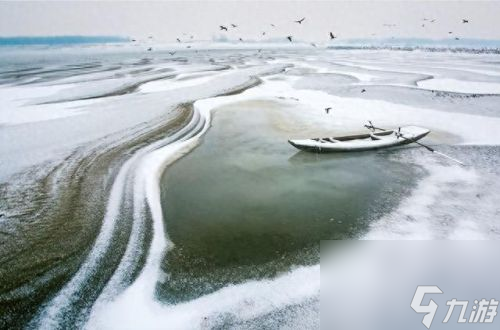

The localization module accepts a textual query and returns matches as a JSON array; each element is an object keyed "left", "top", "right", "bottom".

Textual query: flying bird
[
  {"left": 361, "top": 89, "right": 366, "bottom": 93},
  {"left": 190, "top": 35, "right": 194, "bottom": 39},
  {"left": 295, "top": 17, "right": 305, "bottom": 24},
  {"left": 271, "top": 24, "right": 276, "bottom": 27},
  {"left": 168, "top": 51, "right": 176, "bottom": 55},
  {"left": 311, "top": 43, "right": 317, "bottom": 47},
  {"left": 330, "top": 32, "right": 337, "bottom": 39},
  {"left": 462, "top": 19, "right": 469, "bottom": 23},
  {"left": 131, "top": 39, "right": 136, "bottom": 42},
  {"left": 262, "top": 32, "right": 266, "bottom": 36},
  {"left": 287, "top": 36, "right": 293, "bottom": 42},
  {"left": 239, "top": 38, "right": 244, "bottom": 42},
  {"left": 176, "top": 38, "right": 181, "bottom": 43},
  {"left": 147, "top": 47, "right": 152, "bottom": 51},
  {"left": 186, "top": 45, "right": 192, "bottom": 48},
  {"left": 325, "top": 107, "right": 332, "bottom": 114},
  {"left": 231, "top": 24, "right": 237, "bottom": 28},
  {"left": 220, "top": 25, "right": 228, "bottom": 31},
  {"left": 455, "top": 37, "right": 460, "bottom": 40},
  {"left": 448, "top": 31, "right": 453, "bottom": 34}
]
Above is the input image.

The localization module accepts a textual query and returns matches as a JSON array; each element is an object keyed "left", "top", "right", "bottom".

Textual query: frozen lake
[{"left": 1, "top": 44, "right": 500, "bottom": 329}]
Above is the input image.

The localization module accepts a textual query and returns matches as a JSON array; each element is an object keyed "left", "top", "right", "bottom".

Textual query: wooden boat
[{"left": 288, "top": 126, "right": 430, "bottom": 153}]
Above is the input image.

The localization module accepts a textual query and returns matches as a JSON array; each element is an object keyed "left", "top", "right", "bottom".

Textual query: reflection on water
[{"left": 159, "top": 100, "right": 419, "bottom": 302}]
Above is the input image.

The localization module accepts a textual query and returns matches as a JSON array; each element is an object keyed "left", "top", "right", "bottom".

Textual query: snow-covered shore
[{"left": 1, "top": 46, "right": 500, "bottom": 329}]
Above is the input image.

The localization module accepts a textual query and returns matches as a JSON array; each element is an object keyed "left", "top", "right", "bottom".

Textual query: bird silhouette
[
  {"left": 168, "top": 51, "right": 176, "bottom": 55},
  {"left": 131, "top": 39, "right": 136, "bottom": 42},
  {"left": 231, "top": 24, "right": 237, "bottom": 28},
  {"left": 176, "top": 38, "right": 181, "bottom": 43},
  {"left": 271, "top": 24, "right": 276, "bottom": 27},
  {"left": 186, "top": 45, "right": 192, "bottom": 48},
  {"left": 147, "top": 47, "right": 152, "bottom": 51},
  {"left": 325, "top": 107, "right": 332, "bottom": 114},
  {"left": 295, "top": 17, "right": 305, "bottom": 24},
  {"left": 190, "top": 35, "right": 194, "bottom": 39},
  {"left": 361, "top": 89, "right": 366, "bottom": 93},
  {"left": 311, "top": 43, "right": 317, "bottom": 47},
  {"left": 330, "top": 32, "right": 337, "bottom": 39},
  {"left": 239, "top": 38, "right": 243, "bottom": 42},
  {"left": 462, "top": 19, "right": 469, "bottom": 23},
  {"left": 262, "top": 32, "right": 266, "bottom": 36},
  {"left": 455, "top": 37, "right": 460, "bottom": 40},
  {"left": 287, "top": 36, "right": 293, "bottom": 42},
  {"left": 220, "top": 25, "right": 228, "bottom": 31},
  {"left": 448, "top": 31, "right": 453, "bottom": 34}
]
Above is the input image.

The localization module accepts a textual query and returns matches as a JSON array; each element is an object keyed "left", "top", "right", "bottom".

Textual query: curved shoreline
[
  {"left": 86, "top": 77, "right": 322, "bottom": 329},
  {"left": 30, "top": 70, "right": 276, "bottom": 328}
]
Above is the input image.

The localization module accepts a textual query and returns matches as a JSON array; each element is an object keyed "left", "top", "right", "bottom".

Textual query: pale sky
[{"left": 1, "top": 1, "right": 500, "bottom": 42}]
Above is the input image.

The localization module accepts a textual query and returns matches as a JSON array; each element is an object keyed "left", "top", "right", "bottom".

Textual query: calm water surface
[{"left": 159, "top": 100, "right": 420, "bottom": 302}]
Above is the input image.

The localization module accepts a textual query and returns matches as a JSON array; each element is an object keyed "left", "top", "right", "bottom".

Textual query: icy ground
[{"left": 1, "top": 45, "right": 500, "bottom": 329}]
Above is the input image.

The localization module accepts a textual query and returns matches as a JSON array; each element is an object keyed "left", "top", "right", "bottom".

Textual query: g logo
[{"left": 411, "top": 286, "right": 443, "bottom": 329}]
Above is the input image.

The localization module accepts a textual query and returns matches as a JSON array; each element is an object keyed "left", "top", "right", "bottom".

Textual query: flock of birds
[
  {"left": 135, "top": 17, "right": 342, "bottom": 52},
  {"left": 382, "top": 17, "right": 471, "bottom": 44},
  {"left": 135, "top": 16, "right": 471, "bottom": 52},
  {"left": 134, "top": 17, "right": 471, "bottom": 115},
  {"left": 416, "top": 17, "right": 470, "bottom": 41}
]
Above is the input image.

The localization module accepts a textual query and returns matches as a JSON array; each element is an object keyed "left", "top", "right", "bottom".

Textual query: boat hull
[{"left": 288, "top": 126, "right": 430, "bottom": 153}]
